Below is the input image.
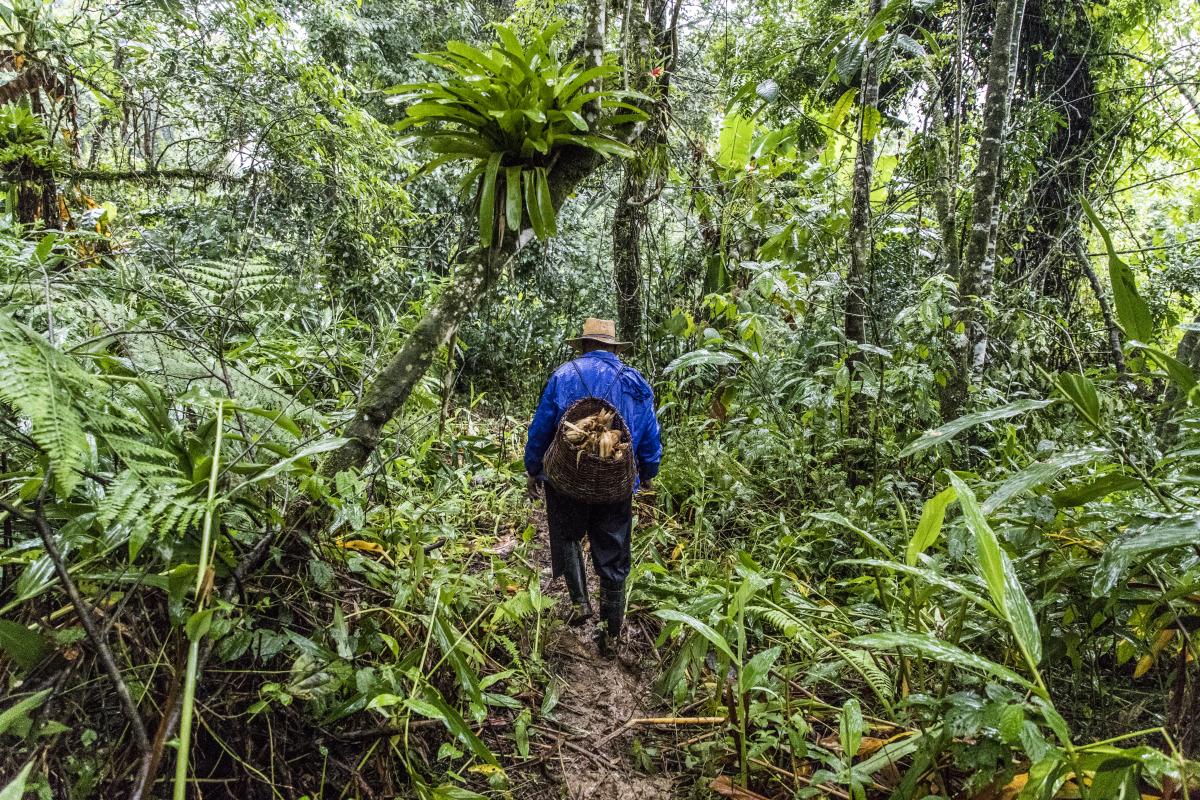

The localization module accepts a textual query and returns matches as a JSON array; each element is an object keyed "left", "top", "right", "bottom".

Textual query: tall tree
[
  {"left": 612, "top": 0, "right": 678, "bottom": 346},
  {"left": 844, "top": 0, "right": 882, "bottom": 484},
  {"left": 947, "top": 0, "right": 1026, "bottom": 412}
]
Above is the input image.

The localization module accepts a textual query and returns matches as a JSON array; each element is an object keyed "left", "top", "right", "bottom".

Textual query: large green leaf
[
  {"left": 522, "top": 168, "right": 547, "bottom": 240},
  {"left": 1092, "top": 515, "right": 1200, "bottom": 596},
  {"left": 0, "top": 314, "right": 89, "bottom": 497},
  {"left": 0, "top": 760, "right": 34, "bottom": 800},
  {"left": 1052, "top": 471, "right": 1142, "bottom": 508},
  {"left": 839, "top": 698, "right": 863, "bottom": 760},
  {"left": 417, "top": 687, "right": 498, "bottom": 766},
  {"left": 899, "top": 399, "right": 1054, "bottom": 457},
  {"left": 829, "top": 88, "right": 858, "bottom": 132},
  {"left": 852, "top": 632, "right": 1034, "bottom": 689},
  {"left": 1082, "top": 199, "right": 1153, "bottom": 343},
  {"left": 231, "top": 437, "right": 350, "bottom": 494},
  {"left": 855, "top": 726, "right": 939, "bottom": 776},
  {"left": 478, "top": 152, "right": 501, "bottom": 247},
  {"left": 0, "top": 688, "right": 50, "bottom": 737},
  {"left": 432, "top": 785, "right": 488, "bottom": 800},
  {"left": 504, "top": 166, "right": 522, "bottom": 233},
  {"left": 810, "top": 511, "right": 895, "bottom": 560},
  {"left": 740, "top": 645, "right": 781, "bottom": 695},
  {"left": 655, "top": 609, "right": 736, "bottom": 663},
  {"left": 534, "top": 167, "right": 557, "bottom": 238},
  {"left": 716, "top": 113, "right": 755, "bottom": 169},
  {"left": 907, "top": 485, "right": 956, "bottom": 565},
  {"left": 841, "top": 559, "right": 997, "bottom": 614},
  {"left": 980, "top": 448, "right": 1106, "bottom": 515},
  {"left": 1130, "top": 342, "right": 1196, "bottom": 392},
  {"left": 663, "top": 349, "right": 740, "bottom": 374},
  {"left": 948, "top": 474, "right": 1043, "bottom": 667},
  {"left": 1055, "top": 373, "right": 1102, "bottom": 430},
  {"left": 0, "top": 620, "right": 49, "bottom": 671}
]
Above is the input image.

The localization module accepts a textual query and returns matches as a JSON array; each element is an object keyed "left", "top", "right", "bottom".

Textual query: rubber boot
[
  {"left": 561, "top": 539, "right": 593, "bottom": 627},
  {"left": 596, "top": 581, "right": 625, "bottom": 659}
]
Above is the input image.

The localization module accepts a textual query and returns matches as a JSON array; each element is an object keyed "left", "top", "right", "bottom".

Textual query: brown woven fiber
[{"left": 544, "top": 397, "right": 636, "bottom": 503}]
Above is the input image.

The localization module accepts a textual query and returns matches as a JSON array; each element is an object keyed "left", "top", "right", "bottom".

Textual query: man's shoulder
[
  {"left": 616, "top": 363, "right": 654, "bottom": 400},
  {"left": 550, "top": 358, "right": 584, "bottom": 379}
]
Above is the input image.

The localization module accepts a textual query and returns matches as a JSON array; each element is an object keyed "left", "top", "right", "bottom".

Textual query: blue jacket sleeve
[
  {"left": 635, "top": 384, "right": 662, "bottom": 480},
  {"left": 525, "top": 374, "right": 560, "bottom": 477}
]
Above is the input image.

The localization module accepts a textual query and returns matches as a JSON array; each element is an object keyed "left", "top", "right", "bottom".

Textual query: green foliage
[
  {"left": 1083, "top": 199, "right": 1154, "bottom": 343},
  {"left": 3, "top": 0, "right": 1199, "bottom": 796},
  {"left": 391, "top": 23, "right": 647, "bottom": 246},
  {"left": 0, "top": 311, "right": 92, "bottom": 495}
]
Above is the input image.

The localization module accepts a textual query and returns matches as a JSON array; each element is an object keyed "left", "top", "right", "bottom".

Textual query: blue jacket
[{"left": 525, "top": 350, "right": 661, "bottom": 489}]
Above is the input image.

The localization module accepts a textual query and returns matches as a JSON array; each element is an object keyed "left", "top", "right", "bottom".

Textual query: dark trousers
[{"left": 545, "top": 482, "right": 632, "bottom": 587}]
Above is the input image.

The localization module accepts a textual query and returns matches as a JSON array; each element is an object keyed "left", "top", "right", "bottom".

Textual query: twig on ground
[
  {"left": 558, "top": 736, "right": 618, "bottom": 770},
  {"left": 595, "top": 715, "right": 726, "bottom": 748}
]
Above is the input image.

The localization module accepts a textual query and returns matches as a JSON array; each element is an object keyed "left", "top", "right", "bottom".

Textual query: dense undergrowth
[
  {"left": 2, "top": 0, "right": 1200, "bottom": 798},
  {"left": 2, "top": 224, "right": 1198, "bottom": 798}
]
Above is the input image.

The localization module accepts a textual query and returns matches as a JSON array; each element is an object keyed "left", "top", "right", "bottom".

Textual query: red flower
[{"left": 650, "top": 66, "right": 663, "bottom": 78}]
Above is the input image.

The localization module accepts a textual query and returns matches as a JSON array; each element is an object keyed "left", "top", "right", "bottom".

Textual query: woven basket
[{"left": 543, "top": 397, "right": 636, "bottom": 503}]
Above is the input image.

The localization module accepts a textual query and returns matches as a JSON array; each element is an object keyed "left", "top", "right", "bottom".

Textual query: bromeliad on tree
[{"left": 388, "top": 22, "right": 649, "bottom": 247}]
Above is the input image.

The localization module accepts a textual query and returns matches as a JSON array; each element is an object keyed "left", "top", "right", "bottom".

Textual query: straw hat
[{"left": 567, "top": 317, "right": 631, "bottom": 352}]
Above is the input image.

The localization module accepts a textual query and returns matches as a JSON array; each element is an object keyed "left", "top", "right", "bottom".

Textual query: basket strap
[
  {"left": 569, "top": 359, "right": 592, "bottom": 395},
  {"left": 569, "top": 359, "right": 627, "bottom": 404},
  {"left": 599, "top": 366, "right": 627, "bottom": 402}
]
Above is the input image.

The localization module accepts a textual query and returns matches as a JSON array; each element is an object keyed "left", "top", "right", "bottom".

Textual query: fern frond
[
  {"left": 839, "top": 648, "right": 895, "bottom": 708},
  {"left": 0, "top": 313, "right": 90, "bottom": 496}
]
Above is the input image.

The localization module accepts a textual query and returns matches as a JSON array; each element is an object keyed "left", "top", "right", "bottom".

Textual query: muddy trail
[{"left": 503, "top": 505, "right": 688, "bottom": 800}]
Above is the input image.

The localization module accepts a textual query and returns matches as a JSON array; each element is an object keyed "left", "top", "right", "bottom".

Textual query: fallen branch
[
  {"left": 65, "top": 167, "right": 251, "bottom": 184},
  {"left": 594, "top": 715, "right": 727, "bottom": 748},
  {"left": 710, "top": 775, "right": 772, "bottom": 800},
  {"left": 558, "top": 736, "right": 618, "bottom": 770},
  {"left": 630, "top": 716, "right": 727, "bottom": 725}
]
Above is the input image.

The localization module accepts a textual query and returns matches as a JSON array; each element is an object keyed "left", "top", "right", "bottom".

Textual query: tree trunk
[
  {"left": 581, "top": 0, "right": 607, "bottom": 124},
  {"left": 844, "top": 0, "right": 882, "bottom": 485},
  {"left": 613, "top": 164, "right": 646, "bottom": 345},
  {"left": 926, "top": 75, "right": 960, "bottom": 279},
  {"left": 610, "top": 0, "right": 676, "bottom": 346},
  {"left": 946, "top": 0, "right": 1025, "bottom": 414},
  {"left": 1075, "top": 239, "right": 1126, "bottom": 376}
]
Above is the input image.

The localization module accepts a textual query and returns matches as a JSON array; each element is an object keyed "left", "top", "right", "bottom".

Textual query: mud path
[{"left": 511, "top": 506, "right": 681, "bottom": 800}]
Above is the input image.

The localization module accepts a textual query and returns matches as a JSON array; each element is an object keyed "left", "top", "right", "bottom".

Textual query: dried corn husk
[{"left": 561, "top": 409, "right": 628, "bottom": 462}]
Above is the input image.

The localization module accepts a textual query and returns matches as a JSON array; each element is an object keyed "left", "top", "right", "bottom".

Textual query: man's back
[{"left": 525, "top": 350, "right": 661, "bottom": 486}]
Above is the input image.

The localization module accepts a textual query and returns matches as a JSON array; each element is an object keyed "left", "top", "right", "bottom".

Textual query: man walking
[{"left": 525, "top": 318, "right": 662, "bottom": 657}]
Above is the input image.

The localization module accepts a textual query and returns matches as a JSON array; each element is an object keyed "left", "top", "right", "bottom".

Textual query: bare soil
[{"left": 509, "top": 505, "right": 683, "bottom": 800}]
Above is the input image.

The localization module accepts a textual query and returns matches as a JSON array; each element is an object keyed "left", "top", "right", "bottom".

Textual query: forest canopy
[{"left": 1, "top": 0, "right": 1199, "bottom": 798}]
